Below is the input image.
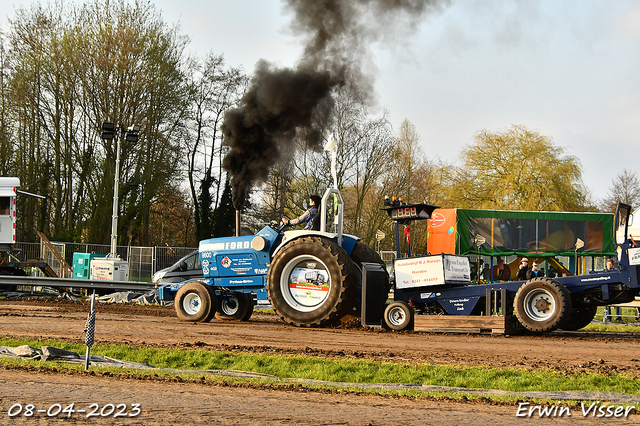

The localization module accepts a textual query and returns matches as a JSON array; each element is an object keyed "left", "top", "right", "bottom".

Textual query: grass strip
[{"left": 2, "top": 337, "right": 639, "bottom": 397}]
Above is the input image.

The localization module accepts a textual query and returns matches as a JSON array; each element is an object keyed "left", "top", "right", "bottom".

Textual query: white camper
[{"left": 0, "top": 177, "right": 19, "bottom": 251}]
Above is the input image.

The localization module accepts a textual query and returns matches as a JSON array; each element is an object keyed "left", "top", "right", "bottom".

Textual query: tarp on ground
[
  {"left": 428, "top": 208, "right": 615, "bottom": 258},
  {"left": 97, "top": 289, "right": 165, "bottom": 305}
]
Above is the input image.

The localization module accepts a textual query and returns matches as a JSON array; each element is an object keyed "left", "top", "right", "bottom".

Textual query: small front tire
[
  {"left": 383, "top": 301, "right": 414, "bottom": 331},
  {"left": 175, "top": 282, "right": 215, "bottom": 322},
  {"left": 215, "top": 292, "right": 252, "bottom": 321}
]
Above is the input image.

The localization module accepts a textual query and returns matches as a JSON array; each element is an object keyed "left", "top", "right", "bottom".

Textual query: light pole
[{"left": 100, "top": 122, "right": 139, "bottom": 257}]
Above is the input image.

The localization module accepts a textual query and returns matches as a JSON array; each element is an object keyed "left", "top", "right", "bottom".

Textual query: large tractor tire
[
  {"left": 267, "top": 236, "right": 356, "bottom": 327},
  {"left": 215, "top": 292, "right": 253, "bottom": 321},
  {"left": 514, "top": 278, "right": 571, "bottom": 333},
  {"left": 560, "top": 306, "right": 597, "bottom": 331},
  {"left": 175, "top": 281, "right": 215, "bottom": 322},
  {"left": 349, "top": 242, "right": 390, "bottom": 315}
]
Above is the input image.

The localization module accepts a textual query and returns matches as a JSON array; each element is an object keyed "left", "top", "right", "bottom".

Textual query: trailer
[{"left": 379, "top": 200, "right": 640, "bottom": 334}]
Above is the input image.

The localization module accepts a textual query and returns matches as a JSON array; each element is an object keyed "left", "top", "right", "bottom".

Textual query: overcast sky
[{"left": 2, "top": 0, "right": 639, "bottom": 204}]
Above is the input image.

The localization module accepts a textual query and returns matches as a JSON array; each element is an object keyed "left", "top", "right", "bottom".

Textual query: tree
[
  {"left": 5, "top": 0, "right": 190, "bottom": 245},
  {"left": 256, "top": 157, "right": 294, "bottom": 227},
  {"left": 148, "top": 185, "right": 196, "bottom": 247},
  {"left": 0, "top": 32, "right": 16, "bottom": 177},
  {"left": 75, "top": 0, "right": 189, "bottom": 246},
  {"left": 449, "top": 125, "right": 590, "bottom": 212},
  {"left": 601, "top": 169, "right": 640, "bottom": 213},
  {"left": 211, "top": 177, "right": 236, "bottom": 237},
  {"left": 284, "top": 82, "right": 396, "bottom": 245},
  {"left": 185, "top": 53, "right": 247, "bottom": 241}
]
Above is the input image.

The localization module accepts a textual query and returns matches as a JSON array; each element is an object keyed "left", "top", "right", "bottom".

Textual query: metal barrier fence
[
  {"left": 14, "top": 242, "right": 196, "bottom": 282},
  {"left": 600, "top": 305, "right": 640, "bottom": 324}
]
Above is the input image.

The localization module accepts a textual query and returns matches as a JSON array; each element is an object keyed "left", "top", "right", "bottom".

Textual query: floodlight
[{"left": 125, "top": 132, "right": 138, "bottom": 143}]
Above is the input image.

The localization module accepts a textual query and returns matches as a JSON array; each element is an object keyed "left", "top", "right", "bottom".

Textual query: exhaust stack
[{"left": 235, "top": 210, "right": 241, "bottom": 237}]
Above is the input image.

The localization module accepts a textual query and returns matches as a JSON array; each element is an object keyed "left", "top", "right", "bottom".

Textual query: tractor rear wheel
[
  {"left": 514, "top": 278, "right": 571, "bottom": 333},
  {"left": 215, "top": 292, "right": 253, "bottom": 321},
  {"left": 175, "top": 281, "right": 215, "bottom": 322},
  {"left": 560, "top": 306, "right": 597, "bottom": 331},
  {"left": 267, "top": 236, "right": 356, "bottom": 327}
]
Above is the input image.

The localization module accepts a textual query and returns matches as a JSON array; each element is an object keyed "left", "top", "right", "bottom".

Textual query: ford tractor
[{"left": 158, "top": 188, "right": 389, "bottom": 327}]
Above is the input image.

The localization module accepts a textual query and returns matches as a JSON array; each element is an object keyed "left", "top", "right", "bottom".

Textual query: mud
[{"left": 1, "top": 298, "right": 639, "bottom": 424}]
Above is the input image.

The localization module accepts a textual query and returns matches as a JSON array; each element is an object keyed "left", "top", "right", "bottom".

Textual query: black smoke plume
[{"left": 222, "top": 0, "right": 445, "bottom": 209}]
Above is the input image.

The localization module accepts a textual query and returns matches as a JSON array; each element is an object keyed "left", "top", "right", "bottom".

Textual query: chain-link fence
[{"left": 13, "top": 242, "right": 196, "bottom": 282}]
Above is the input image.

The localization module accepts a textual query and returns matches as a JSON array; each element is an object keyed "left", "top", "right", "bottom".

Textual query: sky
[{"left": 1, "top": 0, "right": 639, "bottom": 204}]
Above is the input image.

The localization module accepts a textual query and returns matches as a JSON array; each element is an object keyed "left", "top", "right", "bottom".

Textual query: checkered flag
[
  {"left": 84, "top": 292, "right": 96, "bottom": 370},
  {"left": 84, "top": 305, "right": 96, "bottom": 348}
]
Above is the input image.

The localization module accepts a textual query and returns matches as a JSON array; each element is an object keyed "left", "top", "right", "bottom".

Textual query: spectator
[
  {"left": 606, "top": 258, "right": 615, "bottom": 271},
  {"left": 603, "top": 258, "right": 623, "bottom": 322},
  {"left": 526, "top": 261, "right": 544, "bottom": 280},
  {"left": 493, "top": 257, "right": 511, "bottom": 281},
  {"left": 516, "top": 258, "right": 529, "bottom": 281},
  {"left": 0, "top": 197, "right": 10, "bottom": 215},
  {"left": 481, "top": 264, "right": 491, "bottom": 281}
]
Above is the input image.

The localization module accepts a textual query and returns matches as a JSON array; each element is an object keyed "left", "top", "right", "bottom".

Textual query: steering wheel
[{"left": 280, "top": 214, "right": 291, "bottom": 229}]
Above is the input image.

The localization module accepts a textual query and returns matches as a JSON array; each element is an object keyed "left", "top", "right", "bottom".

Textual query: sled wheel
[
  {"left": 215, "top": 292, "right": 252, "bottom": 321},
  {"left": 267, "top": 236, "right": 356, "bottom": 327},
  {"left": 349, "top": 242, "right": 390, "bottom": 314},
  {"left": 560, "top": 306, "right": 597, "bottom": 331},
  {"left": 383, "top": 301, "right": 414, "bottom": 331},
  {"left": 514, "top": 278, "right": 571, "bottom": 333},
  {"left": 175, "top": 281, "right": 215, "bottom": 322}
]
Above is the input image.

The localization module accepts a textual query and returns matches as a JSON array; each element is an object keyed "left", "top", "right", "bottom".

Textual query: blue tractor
[{"left": 158, "top": 188, "right": 389, "bottom": 327}]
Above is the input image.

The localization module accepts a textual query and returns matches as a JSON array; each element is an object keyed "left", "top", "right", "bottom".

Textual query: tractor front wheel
[
  {"left": 175, "top": 281, "right": 215, "bottom": 322},
  {"left": 215, "top": 292, "right": 253, "bottom": 321}
]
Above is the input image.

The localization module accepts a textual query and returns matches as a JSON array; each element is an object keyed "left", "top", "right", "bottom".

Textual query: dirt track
[{"left": 2, "top": 298, "right": 640, "bottom": 424}]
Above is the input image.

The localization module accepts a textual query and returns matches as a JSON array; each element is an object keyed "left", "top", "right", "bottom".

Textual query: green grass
[
  {"left": 584, "top": 323, "right": 640, "bottom": 332},
  {"left": 2, "top": 337, "right": 640, "bottom": 400},
  {"left": 584, "top": 307, "right": 640, "bottom": 333}
]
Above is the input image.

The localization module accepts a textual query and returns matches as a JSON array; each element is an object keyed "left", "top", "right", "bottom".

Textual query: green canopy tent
[{"left": 427, "top": 208, "right": 615, "bottom": 279}]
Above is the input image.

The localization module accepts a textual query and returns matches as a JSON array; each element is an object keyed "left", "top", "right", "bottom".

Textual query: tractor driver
[{"left": 283, "top": 195, "right": 322, "bottom": 231}]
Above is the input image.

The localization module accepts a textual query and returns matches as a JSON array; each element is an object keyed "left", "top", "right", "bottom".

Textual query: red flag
[{"left": 404, "top": 226, "right": 411, "bottom": 245}]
